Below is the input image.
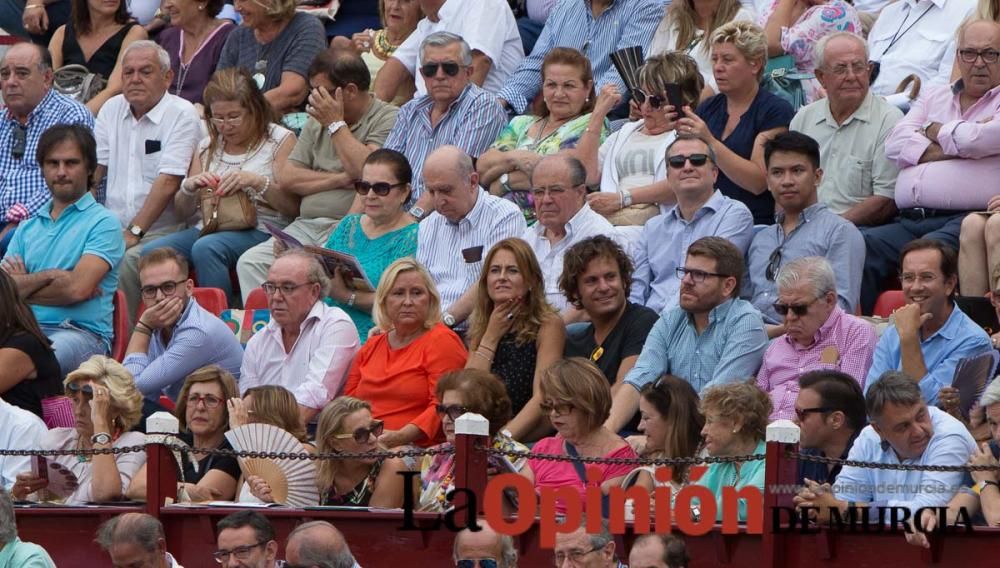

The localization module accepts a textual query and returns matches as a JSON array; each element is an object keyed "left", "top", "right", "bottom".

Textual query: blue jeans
[
  {"left": 0, "top": 0, "right": 71, "bottom": 43},
  {"left": 40, "top": 321, "right": 109, "bottom": 377},
  {"left": 142, "top": 227, "right": 269, "bottom": 308},
  {"left": 517, "top": 18, "right": 545, "bottom": 55}
]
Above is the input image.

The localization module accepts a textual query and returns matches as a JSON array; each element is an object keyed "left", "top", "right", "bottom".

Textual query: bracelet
[
  {"left": 25, "top": 3, "right": 43, "bottom": 8},
  {"left": 259, "top": 176, "right": 270, "bottom": 197},
  {"left": 473, "top": 350, "right": 494, "bottom": 362},
  {"left": 133, "top": 325, "right": 151, "bottom": 336},
  {"left": 136, "top": 320, "right": 153, "bottom": 333},
  {"left": 622, "top": 189, "right": 633, "bottom": 208},
  {"left": 347, "top": 292, "right": 356, "bottom": 307},
  {"left": 478, "top": 343, "right": 496, "bottom": 354}
]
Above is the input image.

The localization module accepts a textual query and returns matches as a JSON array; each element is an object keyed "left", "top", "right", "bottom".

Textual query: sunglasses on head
[
  {"left": 633, "top": 87, "right": 668, "bottom": 109},
  {"left": 66, "top": 382, "right": 94, "bottom": 398},
  {"left": 456, "top": 560, "right": 498, "bottom": 568},
  {"left": 436, "top": 404, "right": 469, "bottom": 421},
  {"left": 332, "top": 419, "right": 384, "bottom": 444},
  {"left": 420, "top": 61, "right": 462, "bottom": 78},
  {"left": 354, "top": 180, "right": 405, "bottom": 196},
  {"left": 667, "top": 154, "right": 710, "bottom": 169}
]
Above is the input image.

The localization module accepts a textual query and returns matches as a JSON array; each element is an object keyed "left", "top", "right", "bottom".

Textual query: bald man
[
  {"left": 628, "top": 534, "right": 690, "bottom": 568},
  {"left": 415, "top": 145, "right": 526, "bottom": 329},
  {"left": 96, "top": 513, "right": 179, "bottom": 568},
  {"left": 453, "top": 521, "right": 518, "bottom": 567},
  {"left": 285, "top": 521, "right": 360, "bottom": 568}
]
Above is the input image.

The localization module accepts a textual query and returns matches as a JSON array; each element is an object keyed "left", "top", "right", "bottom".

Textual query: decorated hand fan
[
  {"left": 225, "top": 424, "right": 318, "bottom": 508},
  {"left": 32, "top": 456, "right": 79, "bottom": 499},
  {"left": 610, "top": 46, "right": 645, "bottom": 97}
]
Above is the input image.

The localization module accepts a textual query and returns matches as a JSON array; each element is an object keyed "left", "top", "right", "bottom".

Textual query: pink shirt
[
  {"left": 756, "top": 307, "right": 876, "bottom": 421},
  {"left": 528, "top": 434, "right": 638, "bottom": 514},
  {"left": 885, "top": 82, "right": 1000, "bottom": 210},
  {"left": 240, "top": 302, "right": 360, "bottom": 410}
]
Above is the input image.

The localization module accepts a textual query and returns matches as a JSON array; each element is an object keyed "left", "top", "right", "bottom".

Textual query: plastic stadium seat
[
  {"left": 245, "top": 287, "right": 268, "bottom": 311},
  {"left": 111, "top": 290, "right": 128, "bottom": 362},
  {"left": 873, "top": 290, "right": 906, "bottom": 318},
  {"left": 158, "top": 395, "right": 176, "bottom": 412}
]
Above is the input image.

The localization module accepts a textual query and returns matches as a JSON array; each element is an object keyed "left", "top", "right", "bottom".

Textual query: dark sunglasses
[
  {"left": 457, "top": 560, "right": 499, "bottom": 568},
  {"left": 773, "top": 300, "right": 815, "bottom": 317},
  {"left": 795, "top": 407, "right": 832, "bottom": 421},
  {"left": 11, "top": 123, "right": 26, "bottom": 161},
  {"left": 633, "top": 87, "right": 668, "bottom": 109},
  {"left": 66, "top": 382, "right": 94, "bottom": 398},
  {"left": 436, "top": 404, "right": 469, "bottom": 421},
  {"left": 667, "top": 154, "right": 710, "bottom": 169},
  {"left": 539, "top": 400, "right": 574, "bottom": 415},
  {"left": 765, "top": 247, "right": 783, "bottom": 281},
  {"left": 332, "top": 419, "right": 384, "bottom": 444},
  {"left": 354, "top": 180, "right": 406, "bottom": 196},
  {"left": 420, "top": 61, "right": 462, "bottom": 78}
]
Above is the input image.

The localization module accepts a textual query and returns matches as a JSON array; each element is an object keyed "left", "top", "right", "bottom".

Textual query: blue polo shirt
[{"left": 5, "top": 193, "right": 124, "bottom": 341}]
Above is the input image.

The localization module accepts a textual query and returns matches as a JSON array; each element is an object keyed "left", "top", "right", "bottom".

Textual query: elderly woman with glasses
[
  {"left": 418, "top": 369, "right": 530, "bottom": 512},
  {"left": 145, "top": 68, "right": 298, "bottom": 308},
  {"left": 11, "top": 356, "right": 145, "bottom": 504},
  {"left": 523, "top": 358, "right": 638, "bottom": 514},
  {"left": 313, "top": 396, "right": 409, "bottom": 507},
  {"left": 126, "top": 366, "right": 242, "bottom": 502}
]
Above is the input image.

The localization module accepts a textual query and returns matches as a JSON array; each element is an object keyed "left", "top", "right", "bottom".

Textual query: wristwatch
[
  {"left": 920, "top": 121, "right": 934, "bottom": 136},
  {"left": 91, "top": 432, "right": 112, "bottom": 445},
  {"left": 408, "top": 206, "right": 426, "bottom": 220},
  {"left": 327, "top": 120, "right": 347, "bottom": 136},
  {"left": 442, "top": 312, "right": 457, "bottom": 327},
  {"left": 126, "top": 224, "right": 145, "bottom": 238}
]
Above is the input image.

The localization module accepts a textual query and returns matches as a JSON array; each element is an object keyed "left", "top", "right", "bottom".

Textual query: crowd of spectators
[{"left": 4, "top": 0, "right": 1000, "bottom": 562}]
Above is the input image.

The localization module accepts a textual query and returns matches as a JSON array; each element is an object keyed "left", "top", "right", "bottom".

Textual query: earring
[
  {"left": 586, "top": 97, "right": 591, "bottom": 103},
  {"left": 731, "top": 428, "right": 738, "bottom": 433}
]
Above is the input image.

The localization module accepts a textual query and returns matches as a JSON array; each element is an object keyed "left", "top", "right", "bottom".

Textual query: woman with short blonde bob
[
  {"left": 315, "top": 396, "right": 409, "bottom": 507},
  {"left": 345, "top": 258, "right": 468, "bottom": 448},
  {"left": 523, "top": 358, "right": 638, "bottom": 514},
  {"left": 466, "top": 238, "right": 564, "bottom": 443},
  {"left": 11, "top": 356, "right": 145, "bottom": 504}
]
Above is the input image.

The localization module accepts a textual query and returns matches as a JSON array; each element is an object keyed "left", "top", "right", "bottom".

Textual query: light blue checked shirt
[
  {"left": 383, "top": 84, "right": 507, "bottom": 200},
  {"left": 0, "top": 89, "right": 93, "bottom": 220},
  {"left": 623, "top": 298, "right": 768, "bottom": 394},
  {"left": 497, "top": 0, "right": 664, "bottom": 114}
]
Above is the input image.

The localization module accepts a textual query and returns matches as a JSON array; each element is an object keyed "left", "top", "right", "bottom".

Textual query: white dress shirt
[
  {"left": 391, "top": 0, "right": 524, "bottom": 97},
  {"left": 240, "top": 302, "right": 360, "bottom": 410},
  {"left": 95, "top": 92, "right": 201, "bottom": 231},
  {"left": 521, "top": 203, "right": 620, "bottom": 310},
  {"left": 416, "top": 189, "right": 527, "bottom": 310},
  {"left": 0, "top": 399, "right": 45, "bottom": 490},
  {"left": 867, "top": 0, "right": 975, "bottom": 97}
]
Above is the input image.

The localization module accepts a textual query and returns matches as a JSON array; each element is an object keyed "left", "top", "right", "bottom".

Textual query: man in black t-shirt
[{"left": 560, "top": 235, "right": 658, "bottom": 433}]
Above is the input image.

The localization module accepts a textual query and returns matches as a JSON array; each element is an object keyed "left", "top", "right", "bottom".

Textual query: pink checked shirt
[{"left": 756, "top": 307, "right": 876, "bottom": 421}]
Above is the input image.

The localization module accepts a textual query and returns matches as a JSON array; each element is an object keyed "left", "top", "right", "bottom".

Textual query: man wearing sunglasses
[
  {"left": 756, "top": 257, "right": 875, "bottom": 421},
  {"left": 0, "top": 43, "right": 93, "bottom": 256},
  {"left": 793, "top": 370, "right": 866, "bottom": 486},
  {"left": 383, "top": 32, "right": 507, "bottom": 214},
  {"left": 284, "top": 521, "right": 360, "bottom": 568},
  {"left": 630, "top": 135, "right": 754, "bottom": 314},
  {"left": 743, "top": 132, "right": 864, "bottom": 329},
  {"left": 236, "top": 50, "right": 400, "bottom": 302},
  {"left": 453, "top": 520, "right": 518, "bottom": 568}
]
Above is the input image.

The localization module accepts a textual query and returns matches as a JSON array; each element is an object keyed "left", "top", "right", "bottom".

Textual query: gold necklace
[{"left": 371, "top": 29, "right": 402, "bottom": 61}]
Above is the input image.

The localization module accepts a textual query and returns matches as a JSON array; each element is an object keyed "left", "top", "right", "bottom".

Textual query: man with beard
[
  {"left": 793, "top": 370, "right": 867, "bottom": 485},
  {"left": 605, "top": 236, "right": 767, "bottom": 433}
]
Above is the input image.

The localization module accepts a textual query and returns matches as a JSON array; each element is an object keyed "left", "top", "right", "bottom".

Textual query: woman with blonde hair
[
  {"left": 11, "top": 356, "right": 145, "bottom": 504},
  {"left": 315, "top": 396, "right": 409, "bottom": 507},
  {"left": 677, "top": 21, "right": 793, "bottom": 225},
  {"left": 144, "top": 67, "right": 298, "bottom": 307},
  {"left": 345, "top": 258, "right": 468, "bottom": 448},
  {"left": 465, "top": 238, "right": 564, "bottom": 442}
]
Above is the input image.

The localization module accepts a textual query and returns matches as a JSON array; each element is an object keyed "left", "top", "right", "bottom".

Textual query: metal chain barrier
[
  {"left": 0, "top": 443, "right": 453, "bottom": 462},
  {"left": 483, "top": 446, "right": 766, "bottom": 466},
  {"left": 789, "top": 450, "right": 1000, "bottom": 472}
]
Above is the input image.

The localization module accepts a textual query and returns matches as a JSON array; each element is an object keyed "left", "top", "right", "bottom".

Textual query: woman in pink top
[{"left": 522, "top": 358, "right": 638, "bottom": 514}]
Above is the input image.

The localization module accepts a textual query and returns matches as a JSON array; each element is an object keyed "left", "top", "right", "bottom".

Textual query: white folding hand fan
[{"left": 225, "top": 424, "right": 319, "bottom": 508}]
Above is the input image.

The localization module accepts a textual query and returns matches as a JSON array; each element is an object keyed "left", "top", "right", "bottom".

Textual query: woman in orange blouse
[{"left": 344, "top": 258, "right": 467, "bottom": 448}]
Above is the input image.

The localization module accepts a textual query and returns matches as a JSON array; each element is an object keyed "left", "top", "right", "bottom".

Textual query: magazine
[{"left": 264, "top": 223, "right": 374, "bottom": 293}]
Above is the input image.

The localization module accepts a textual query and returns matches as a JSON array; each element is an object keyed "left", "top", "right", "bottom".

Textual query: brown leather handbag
[{"left": 199, "top": 188, "right": 257, "bottom": 236}]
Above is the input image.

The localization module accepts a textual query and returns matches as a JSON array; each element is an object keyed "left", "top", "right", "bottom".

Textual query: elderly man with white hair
[{"left": 93, "top": 40, "right": 201, "bottom": 323}]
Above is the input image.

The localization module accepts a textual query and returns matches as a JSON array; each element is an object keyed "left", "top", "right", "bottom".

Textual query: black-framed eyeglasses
[
  {"left": 436, "top": 404, "right": 469, "bottom": 421},
  {"left": 675, "top": 266, "right": 726, "bottom": 284},
  {"left": 213, "top": 540, "right": 268, "bottom": 563},
  {"left": 11, "top": 122, "right": 26, "bottom": 161},
  {"left": 186, "top": 394, "right": 223, "bottom": 409},
  {"left": 420, "top": 61, "right": 462, "bottom": 77},
  {"left": 140, "top": 279, "right": 187, "bottom": 299},
  {"left": 554, "top": 546, "right": 600, "bottom": 565},
  {"left": 667, "top": 153, "right": 710, "bottom": 169},
  {"left": 65, "top": 382, "right": 94, "bottom": 399},
  {"left": 773, "top": 297, "right": 820, "bottom": 317},
  {"left": 457, "top": 560, "right": 499, "bottom": 568},
  {"left": 794, "top": 407, "right": 833, "bottom": 421},
  {"left": 354, "top": 180, "right": 406, "bottom": 196},
  {"left": 540, "top": 400, "right": 574, "bottom": 416},
  {"left": 332, "top": 419, "right": 384, "bottom": 444},
  {"left": 959, "top": 48, "right": 1000, "bottom": 64},
  {"left": 261, "top": 281, "right": 314, "bottom": 296},
  {"left": 765, "top": 247, "right": 783, "bottom": 281},
  {"left": 633, "top": 87, "right": 667, "bottom": 109}
]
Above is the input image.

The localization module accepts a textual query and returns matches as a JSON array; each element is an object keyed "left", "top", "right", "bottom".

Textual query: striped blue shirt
[
  {"left": 624, "top": 298, "right": 768, "bottom": 393},
  {"left": 384, "top": 84, "right": 507, "bottom": 200},
  {"left": 0, "top": 89, "right": 94, "bottom": 219},
  {"left": 416, "top": 189, "right": 527, "bottom": 311},
  {"left": 497, "top": 0, "right": 664, "bottom": 114}
]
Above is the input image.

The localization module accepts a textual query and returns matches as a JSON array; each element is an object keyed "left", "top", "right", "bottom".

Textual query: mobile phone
[
  {"left": 31, "top": 455, "right": 48, "bottom": 481},
  {"left": 665, "top": 83, "right": 683, "bottom": 111}
]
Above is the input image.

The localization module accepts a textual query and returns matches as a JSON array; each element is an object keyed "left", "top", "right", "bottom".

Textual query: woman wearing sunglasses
[
  {"left": 418, "top": 369, "right": 530, "bottom": 512},
  {"left": 11, "top": 356, "right": 145, "bottom": 504},
  {"left": 322, "top": 149, "right": 418, "bottom": 342},
  {"left": 477, "top": 47, "right": 609, "bottom": 225},
  {"left": 146, "top": 68, "right": 299, "bottom": 308},
  {"left": 314, "top": 396, "right": 409, "bottom": 507},
  {"left": 579, "top": 53, "right": 704, "bottom": 244},
  {"left": 126, "top": 366, "right": 242, "bottom": 502}
]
